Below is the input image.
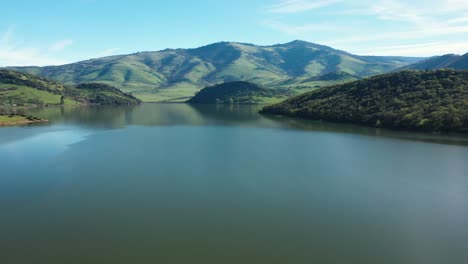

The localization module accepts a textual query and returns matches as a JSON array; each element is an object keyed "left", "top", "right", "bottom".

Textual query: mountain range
[
  {"left": 6, "top": 40, "right": 424, "bottom": 102},
  {"left": 403, "top": 53, "right": 468, "bottom": 71}
]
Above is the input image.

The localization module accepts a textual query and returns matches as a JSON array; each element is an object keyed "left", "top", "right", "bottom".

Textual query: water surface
[{"left": 1, "top": 104, "right": 467, "bottom": 264}]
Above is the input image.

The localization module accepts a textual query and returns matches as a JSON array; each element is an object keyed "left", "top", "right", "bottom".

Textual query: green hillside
[
  {"left": 261, "top": 70, "right": 468, "bottom": 132},
  {"left": 7, "top": 41, "right": 422, "bottom": 102},
  {"left": 0, "top": 70, "right": 140, "bottom": 108},
  {"left": 404, "top": 53, "right": 468, "bottom": 70},
  {"left": 187, "top": 81, "right": 288, "bottom": 104}
]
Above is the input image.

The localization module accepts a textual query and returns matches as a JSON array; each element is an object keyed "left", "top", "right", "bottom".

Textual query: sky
[{"left": 1, "top": 0, "right": 468, "bottom": 66}]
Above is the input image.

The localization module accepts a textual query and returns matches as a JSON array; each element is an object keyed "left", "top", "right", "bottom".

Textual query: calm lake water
[{"left": 1, "top": 104, "right": 467, "bottom": 264}]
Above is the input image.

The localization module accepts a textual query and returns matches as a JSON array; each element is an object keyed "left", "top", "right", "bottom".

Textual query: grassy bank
[{"left": 0, "top": 114, "right": 48, "bottom": 126}]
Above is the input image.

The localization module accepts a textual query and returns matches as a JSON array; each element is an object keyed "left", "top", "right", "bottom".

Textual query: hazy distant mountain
[
  {"left": 403, "top": 53, "right": 468, "bottom": 70},
  {"left": 7, "top": 40, "right": 423, "bottom": 102}
]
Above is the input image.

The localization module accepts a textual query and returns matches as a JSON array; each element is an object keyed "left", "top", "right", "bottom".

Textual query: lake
[{"left": 1, "top": 103, "right": 467, "bottom": 264}]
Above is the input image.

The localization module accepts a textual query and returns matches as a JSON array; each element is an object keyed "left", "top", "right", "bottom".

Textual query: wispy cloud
[
  {"left": 49, "top": 39, "right": 73, "bottom": 52},
  {"left": 326, "top": 25, "right": 468, "bottom": 45},
  {"left": 342, "top": 1, "right": 468, "bottom": 48},
  {"left": 0, "top": 26, "right": 68, "bottom": 66},
  {"left": 0, "top": 27, "right": 123, "bottom": 66},
  {"left": 366, "top": 1, "right": 428, "bottom": 25},
  {"left": 341, "top": 0, "right": 468, "bottom": 22},
  {"left": 447, "top": 14, "right": 468, "bottom": 24},
  {"left": 440, "top": 0, "right": 468, "bottom": 12},
  {"left": 354, "top": 41, "right": 468, "bottom": 56},
  {"left": 267, "top": 0, "right": 340, "bottom": 14},
  {"left": 263, "top": 0, "right": 468, "bottom": 56}
]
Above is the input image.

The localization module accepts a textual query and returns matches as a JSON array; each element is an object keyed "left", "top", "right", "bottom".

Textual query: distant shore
[{"left": 0, "top": 114, "right": 48, "bottom": 127}]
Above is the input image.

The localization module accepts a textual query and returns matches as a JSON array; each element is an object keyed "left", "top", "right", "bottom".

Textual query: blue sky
[{"left": 1, "top": 0, "right": 468, "bottom": 66}]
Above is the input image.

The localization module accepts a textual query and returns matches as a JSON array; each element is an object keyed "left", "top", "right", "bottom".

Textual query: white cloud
[
  {"left": 354, "top": 41, "right": 468, "bottom": 56},
  {"left": 350, "top": 0, "right": 468, "bottom": 26},
  {"left": 263, "top": 0, "right": 468, "bottom": 56},
  {"left": 447, "top": 14, "right": 468, "bottom": 24},
  {"left": 326, "top": 25, "right": 468, "bottom": 46},
  {"left": 0, "top": 27, "right": 68, "bottom": 67},
  {"left": 0, "top": 48, "right": 66, "bottom": 67},
  {"left": 366, "top": 1, "right": 428, "bottom": 25},
  {"left": 267, "top": 0, "right": 340, "bottom": 13},
  {"left": 440, "top": 0, "right": 468, "bottom": 11},
  {"left": 0, "top": 27, "right": 123, "bottom": 66},
  {"left": 49, "top": 39, "right": 73, "bottom": 52}
]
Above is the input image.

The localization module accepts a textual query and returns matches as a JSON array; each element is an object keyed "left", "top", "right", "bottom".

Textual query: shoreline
[{"left": 0, "top": 114, "right": 48, "bottom": 127}]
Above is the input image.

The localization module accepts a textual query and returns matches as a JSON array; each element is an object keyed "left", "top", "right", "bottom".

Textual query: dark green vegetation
[
  {"left": 261, "top": 70, "right": 468, "bottom": 132},
  {"left": 187, "top": 81, "right": 289, "bottom": 104},
  {"left": 74, "top": 83, "right": 141, "bottom": 105},
  {"left": 6, "top": 41, "right": 422, "bottom": 102},
  {"left": 0, "top": 70, "right": 140, "bottom": 107},
  {"left": 404, "top": 53, "right": 468, "bottom": 70},
  {"left": 303, "top": 71, "right": 358, "bottom": 82}
]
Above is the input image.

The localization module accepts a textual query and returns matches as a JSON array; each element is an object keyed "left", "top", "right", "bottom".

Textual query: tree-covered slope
[
  {"left": 187, "top": 81, "right": 288, "bottom": 104},
  {"left": 261, "top": 70, "right": 468, "bottom": 132},
  {"left": 0, "top": 70, "right": 140, "bottom": 107},
  {"left": 6, "top": 41, "right": 422, "bottom": 102},
  {"left": 404, "top": 53, "right": 468, "bottom": 70},
  {"left": 73, "top": 83, "right": 141, "bottom": 105}
]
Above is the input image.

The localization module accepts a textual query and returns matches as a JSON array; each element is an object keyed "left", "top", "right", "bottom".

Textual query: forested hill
[
  {"left": 187, "top": 81, "right": 287, "bottom": 104},
  {"left": 261, "top": 70, "right": 468, "bottom": 132},
  {"left": 74, "top": 83, "right": 141, "bottom": 105},
  {"left": 6, "top": 40, "right": 422, "bottom": 102}
]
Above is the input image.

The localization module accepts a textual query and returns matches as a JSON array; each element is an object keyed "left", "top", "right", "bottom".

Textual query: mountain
[
  {"left": 404, "top": 53, "right": 468, "bottom": 70},
  {"left": 0, "top": 70, "right": 140, "bottom": 108},
  {"left": 6, "top": 41, "right": 423, "bottom": 102},
  {"left": 261, "top": 70, "right": 468, "bottom": 132},
  {"left": 187, "top": 81, "right": 288, "bottom": 104}
]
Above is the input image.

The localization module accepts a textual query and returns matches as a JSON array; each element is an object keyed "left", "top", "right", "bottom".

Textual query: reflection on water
[
  {"left": 21, "top": 103, "right": 267, "bottom": 128},
  {"left": 19, "top": 103, "right": 468, "bottom": 146},
  {"left": 0, "top": 103, "right": 467, "bottom": 264}
]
